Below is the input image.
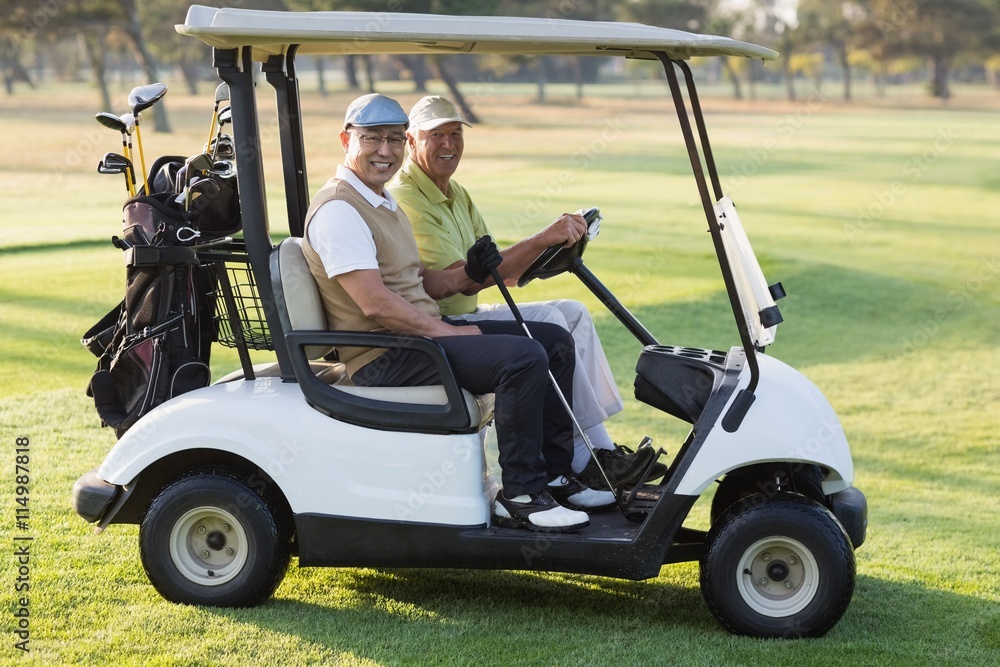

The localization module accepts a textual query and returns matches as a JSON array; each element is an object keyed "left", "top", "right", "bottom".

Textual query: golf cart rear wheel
[
  {"left": 700, "top": 494, "right": 855, "bottom": 638},
  {"left": 140, "top": 472, "right": 290, "bottom": 607}
]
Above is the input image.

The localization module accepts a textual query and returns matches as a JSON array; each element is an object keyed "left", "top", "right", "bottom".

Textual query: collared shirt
[
  {"left": 390, "top": 158, "right": 489, "bottom": 316},
  {"left": 308, "top": 164, "right": 402, "bottom": 278}
]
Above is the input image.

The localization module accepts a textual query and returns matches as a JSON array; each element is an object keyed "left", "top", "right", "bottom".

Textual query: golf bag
[
  {"left": 147, "top": 153, "right": 242, "bottom": 241},
  {"left": 83, "top": 193, "right": 217, "bottom": 438}
]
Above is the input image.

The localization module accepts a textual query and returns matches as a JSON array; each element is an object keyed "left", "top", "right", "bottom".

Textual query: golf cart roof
[{"left": 178, "top": 5, "right": 777, "bottom": 62}]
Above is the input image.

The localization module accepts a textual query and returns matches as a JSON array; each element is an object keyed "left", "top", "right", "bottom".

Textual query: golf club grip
[{"left": 488, "top": 265, "right": 527, "bottom": 329}]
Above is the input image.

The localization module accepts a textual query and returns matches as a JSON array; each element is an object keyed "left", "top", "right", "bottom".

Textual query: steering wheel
[{"left": 517, "top": 207, "right": 601, "bottom": 287}]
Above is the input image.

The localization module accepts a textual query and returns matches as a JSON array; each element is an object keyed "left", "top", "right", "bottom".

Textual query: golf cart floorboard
[{"left": 295, "top": 485, "right": 704, "bottom": 577}]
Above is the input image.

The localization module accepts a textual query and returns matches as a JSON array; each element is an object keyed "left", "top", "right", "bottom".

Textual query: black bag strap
[{"left": 125, "top": 246, "right": 199, "bottom": 267}]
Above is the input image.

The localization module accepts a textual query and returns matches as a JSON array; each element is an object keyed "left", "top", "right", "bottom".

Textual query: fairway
[{"left": 1, "top": 76, "right": 998, "bottom": 666}]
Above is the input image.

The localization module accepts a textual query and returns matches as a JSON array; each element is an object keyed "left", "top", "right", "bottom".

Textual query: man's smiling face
[
  {"left": 341, "top": 124, "right": 407, "bottom": 194},
  {"left": 408, "top": 121, "right": 465, "bottom": 195}
]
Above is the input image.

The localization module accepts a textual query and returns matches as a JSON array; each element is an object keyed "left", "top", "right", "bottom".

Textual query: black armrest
[{"left": 283, "top": 330, "right": 474, "bottom": 434}]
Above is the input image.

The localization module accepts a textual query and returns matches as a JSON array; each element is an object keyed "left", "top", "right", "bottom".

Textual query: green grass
[{"left": 1, "top": 79, "right": 999, "bottom": 666}]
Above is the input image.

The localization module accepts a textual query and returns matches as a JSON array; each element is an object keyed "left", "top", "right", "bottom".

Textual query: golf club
[
  {"left": 187, "top": 177, "right": 221, "bottom": 213},
  {"left": 484, "top": 255, "right": 646, "bottom": 523},
  {"left": 97, "top": 152, "right": 135, "bottom": 195},
  {"left": 95, "top": 112, "right": 135, "bottom": 196},
  {"left": 212, "top": 106, "right": 233, "bottom": 161},
  {"left": 127, "top": 83, "right": 168, "bottom": 196},
  {"left": 205, "top": 81, "right": 230, "bottom": 149},
  {"left": 181, "top": 153, "right": 215, "bottom": 212},
  {"left": 176, "top": 175, "right": 221, "bottom": 213},
  {"left": 208, "top": 135, "right": 235, "bottom": 162}
]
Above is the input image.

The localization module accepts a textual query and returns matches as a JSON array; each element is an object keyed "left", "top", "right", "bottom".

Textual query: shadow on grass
[
  {"left": 208, "top": 566, "right": 715, "bottom": 663},
  {"left": 2, "top": 238, "right": 112, "bottom": 255},
  {"left": 204, "top": 568, "right": 999, "bottom": 664}
]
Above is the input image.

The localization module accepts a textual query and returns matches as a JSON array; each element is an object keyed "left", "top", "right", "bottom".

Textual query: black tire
[
  {"left": 140, "top": 472, "right": 291, "bottom": 607},
  {"left": 710, "top": 463, "right": 825, "bottom": 524},
  {"left": 700, "top": 493, "right": 855, "bottom": 638}
]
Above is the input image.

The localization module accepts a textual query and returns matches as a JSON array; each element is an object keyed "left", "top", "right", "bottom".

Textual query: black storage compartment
[{"left": 634, "top": 346, "right": 729, "bottom": 423}]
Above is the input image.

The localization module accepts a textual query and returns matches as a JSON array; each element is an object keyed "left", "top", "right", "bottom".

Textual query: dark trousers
[{"left": 352, "top": 319, "right": 576, "bottom": 496}]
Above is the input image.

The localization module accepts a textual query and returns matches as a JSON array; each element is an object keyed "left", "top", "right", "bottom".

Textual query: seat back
[
  {"left": 269, "top": 237, "right": 494, "bottom": 430},
  {"left": 272, "top": 237, "right": 334, "bottom": 360}
]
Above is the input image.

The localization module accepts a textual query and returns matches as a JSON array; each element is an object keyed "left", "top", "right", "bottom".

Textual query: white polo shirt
[{"left": 306, "top": 165, "right": 402, "bottom": 278}]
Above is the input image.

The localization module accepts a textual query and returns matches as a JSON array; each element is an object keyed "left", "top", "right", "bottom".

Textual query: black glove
[{"left": 464, "top": 235, "right": 503, "bottom": 284}]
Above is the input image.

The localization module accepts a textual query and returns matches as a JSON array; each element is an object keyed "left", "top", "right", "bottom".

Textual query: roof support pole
[
  {"left": 263, "top": 45, "right": 310, "bottom": 239},
  {"left": 216, "top": 46, "right": 294, "bottom": 380},
  {"left": 656, "top": 53, "right": 760, "bottom": 404}
]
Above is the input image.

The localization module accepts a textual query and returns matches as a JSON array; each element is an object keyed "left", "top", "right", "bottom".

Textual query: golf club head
[
  {"left": 95, "top": 112, "right": 126, "bottom": 133},
  {"left": 184, "top": 175, "right": 222, "bottom": 212},
  {"left": 120, "top": 113, "right": 136, "bottom": 135},
  {"left": 128, "top": 82, "right": 168, "bottom": 115},
  {"left": 97, "top": 161, "right": 127, "bottom": 175},
  {"left": 210, "top": 160, "right": 236, "bottom": 179},
  {"left": 214, "top": 81, "right": 230, "bottom": 104},
  {"left": 217, "top": 106, "right": 233, "bottom": 127},
  {"left": 99, "top": 152, "right": 132, "bottom": 172},
  {"left": 186, "top": 152, "right": 215, "bottom": 177},
  {"left": 208, "top": 135, "right": 236, "bottom": 161},
  {"left": 189, "top": 178, "right": 222, "bottom": 210}
]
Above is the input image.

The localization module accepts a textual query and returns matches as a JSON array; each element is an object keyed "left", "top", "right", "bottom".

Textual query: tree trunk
[
  {"left": 535, "top": 56, "right": 547, "bottom": 104},
  {"left": 782, "top": 53, "right": 796, "bottom": 102},
  {"left": 362, "top": 55, "right": 376, "bottom": 93},
  {"left": 81, "top": 30, "right": 113, "bottom": 112},
  {"left": 931, "top": 55, "right": 951, "bottom": 100},
  {"left": 179, "top": 59, "right": 200, "bottom": 96},
  {"left": 395, "top": 55, "right": 429, "bottom": 92},
  {"left": 838, "top": 43, "right": 851, "bottom": 101},
  {"left": 344, "top": 55, "right": 360, "bottom": 90},
  {"left": 429, "top": 56, "right": 481, "bottom": 124},
  {"left": 2, "top": 36, "right": 34, "bottom": 94},
  {"left": 118, "top": 0, "right": 170, "bottom": 132},
  {"left": 316, "top": 56, "right": 327, "bottom": 97},
  {"left": 722, "top": 58, "right": 743, "bottom": 100},
  {"left": 573, "top": 57, "right": 583, "bottom": 100}
]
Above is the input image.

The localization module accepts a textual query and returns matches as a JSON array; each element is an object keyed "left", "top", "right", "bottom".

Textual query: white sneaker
[
  {"left": 548, "top": 474, "right": 617, "bottom": 511},
  {"left": 493, "top": 489, "right": 589, "bottom": 532}
]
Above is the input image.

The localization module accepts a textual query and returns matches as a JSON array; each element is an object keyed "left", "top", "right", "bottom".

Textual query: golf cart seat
[{"left": 270, "top": 237, "right": 493, "bottom": 433}]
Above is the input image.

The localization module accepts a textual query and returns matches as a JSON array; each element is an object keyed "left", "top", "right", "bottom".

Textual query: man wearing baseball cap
[
  {"left": 390, "top": 95, "right": 665, "bottom": 491},
  {"left": 301, "top": 93, "right": 615, "bottom": 532}
]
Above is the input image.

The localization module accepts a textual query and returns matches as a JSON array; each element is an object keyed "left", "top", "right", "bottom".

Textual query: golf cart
[{"left": 72, "top": 6, "right": 868, "bottom": 639}]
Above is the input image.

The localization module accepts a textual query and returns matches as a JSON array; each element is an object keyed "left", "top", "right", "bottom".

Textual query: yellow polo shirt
[{"left": 391, "top": 159, "right": 490, "bottom": 316}]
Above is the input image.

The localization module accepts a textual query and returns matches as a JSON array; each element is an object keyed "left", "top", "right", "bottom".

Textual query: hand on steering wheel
[{"left": 517, "top": 207, "right": 601, "bottom": 287}]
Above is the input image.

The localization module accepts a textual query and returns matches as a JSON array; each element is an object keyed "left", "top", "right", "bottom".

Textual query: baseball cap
[
  {"left": 343, "top": 93, "right": 409, "bottom": 130},
  {"left": 407, "top": 95, "right": 472, "bottom": 132}
]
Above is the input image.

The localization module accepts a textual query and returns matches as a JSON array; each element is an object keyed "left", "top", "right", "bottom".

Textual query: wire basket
[{"left": 206, "top": 246, "right": 274, "bottom": 352}]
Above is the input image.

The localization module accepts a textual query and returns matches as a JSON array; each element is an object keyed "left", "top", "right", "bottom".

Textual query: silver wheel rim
[
  {"left": 169, "top": 506, "right": 248, "bottom": 586},
  {"left": 736, "top": 535, "right": 819, "bottom": 617}
]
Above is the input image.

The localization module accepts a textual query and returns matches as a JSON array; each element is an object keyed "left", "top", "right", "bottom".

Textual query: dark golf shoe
[{"left": 578, "top": 443, "right": 667, "bottom": 490}]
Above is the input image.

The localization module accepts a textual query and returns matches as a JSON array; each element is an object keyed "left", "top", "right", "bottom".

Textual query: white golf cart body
[{"left": 73, "top": 6, "right": 867, "bottom": 637}]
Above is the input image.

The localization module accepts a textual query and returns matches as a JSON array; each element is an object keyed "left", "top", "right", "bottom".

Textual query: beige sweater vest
[{"left": 302, "top": 177, "right": 440, "bottom": 376}]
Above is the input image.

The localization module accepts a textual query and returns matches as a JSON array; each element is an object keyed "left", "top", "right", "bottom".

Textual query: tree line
[{"left": 2, "top": 0, "right": 998, "bottom": 123}]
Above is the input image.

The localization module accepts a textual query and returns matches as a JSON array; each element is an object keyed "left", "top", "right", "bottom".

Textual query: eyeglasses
[{"left": 351, "top": 132, "right": 406, "bottom": 149}]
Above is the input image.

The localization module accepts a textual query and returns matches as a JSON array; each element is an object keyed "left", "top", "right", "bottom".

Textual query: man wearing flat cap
[
  {"left": 301, "top": 93, "right": 615, "bottom": 532},
  {"left": 391, "top": 95, "right": 665, "bottom": 491}
]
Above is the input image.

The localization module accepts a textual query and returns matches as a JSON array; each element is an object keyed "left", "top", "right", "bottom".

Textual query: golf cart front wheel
[
  {"left": 700, "top": 494, "right": 855, "bottom": 638},
  {"left": 140, "top": 472, "right": 291, "bottom": 607}
]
